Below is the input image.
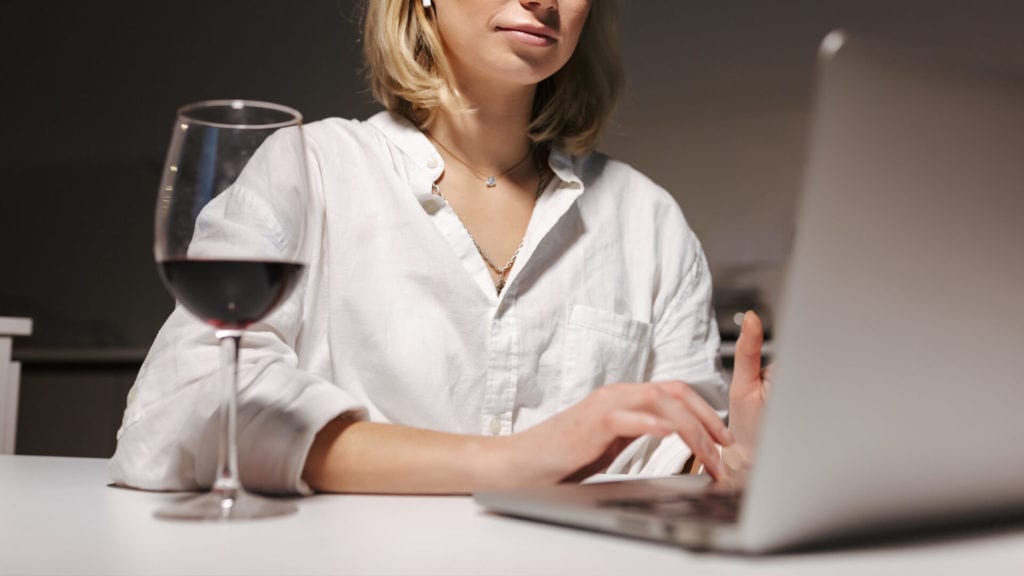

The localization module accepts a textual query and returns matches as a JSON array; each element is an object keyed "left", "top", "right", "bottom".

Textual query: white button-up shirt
[{"left": 109, "top": 112, "right": 727, "bottom": 494}]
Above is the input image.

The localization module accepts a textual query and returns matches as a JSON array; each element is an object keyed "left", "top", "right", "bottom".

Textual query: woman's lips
[{"left": 498, "top": 26, "right": 556, "bottom": 47}]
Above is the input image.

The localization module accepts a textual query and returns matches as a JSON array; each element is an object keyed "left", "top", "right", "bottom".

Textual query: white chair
[{"left": 0, "top": 317, "right": 32, "bottom": 455}]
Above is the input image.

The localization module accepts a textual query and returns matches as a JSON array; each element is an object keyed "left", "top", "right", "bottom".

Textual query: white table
[{"left": 1, "top": 455, "right": 1023, "bottom": 575}]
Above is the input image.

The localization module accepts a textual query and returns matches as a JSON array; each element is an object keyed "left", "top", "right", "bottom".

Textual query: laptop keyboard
[{"left": 598, "top": 489, "right": 743, "bottom": 523}]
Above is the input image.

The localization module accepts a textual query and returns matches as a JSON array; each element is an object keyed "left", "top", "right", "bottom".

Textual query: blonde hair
[{"left": 363, "top": 0, "right": 622, "bottom": 156}]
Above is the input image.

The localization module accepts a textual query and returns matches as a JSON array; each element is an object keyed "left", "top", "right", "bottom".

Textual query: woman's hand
[
  {"left": 722, "top": 311, "right": 772, "bottom": 478},
  {"left": 508, "top": 380, "right": 737, "bottom": 484}
]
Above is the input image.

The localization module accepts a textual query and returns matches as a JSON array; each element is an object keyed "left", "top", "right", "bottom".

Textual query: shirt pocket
[{"left": 559, "top": 305, "right": 654, "bottom": 411}]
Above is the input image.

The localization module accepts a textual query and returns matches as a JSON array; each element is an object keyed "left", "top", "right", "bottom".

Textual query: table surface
[{"left": 2, "top": 455, "right": 1023, "bottom": 576}]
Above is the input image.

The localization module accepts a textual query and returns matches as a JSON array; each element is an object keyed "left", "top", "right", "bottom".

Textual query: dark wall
[
  {"left": 608, "top": 0, "right": 1024, "bottom": 307},
  {"left": 2, "top": 1, "right": 1023, "bottom": 457},
  {"left": 1, "top": 1, "right": 376, "bottom": 351},
  {"left": 4, "top": 0, "right": 1023, "bottom": 352},
  {"left": 8, "top": 1, "right": 1024, "bottom": 354}
]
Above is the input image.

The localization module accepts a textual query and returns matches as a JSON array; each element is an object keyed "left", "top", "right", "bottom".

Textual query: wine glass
[{"left": 153, "top": 100, "right": 309, "bottom": 520}]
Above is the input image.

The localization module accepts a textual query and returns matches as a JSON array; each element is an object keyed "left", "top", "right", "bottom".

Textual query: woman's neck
[{"left": 429, "top": 82, "right": 536, "bottom": 174}]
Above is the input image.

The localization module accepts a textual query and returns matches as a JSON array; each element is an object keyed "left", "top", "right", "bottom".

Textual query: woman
[{"left": 110, "top": 0, "right": 769, "bottom": 494}]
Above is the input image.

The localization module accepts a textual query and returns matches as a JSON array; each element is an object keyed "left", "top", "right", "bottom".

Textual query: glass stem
[{"left": 214, "top": 330, "right": 243, "bottom": 495}]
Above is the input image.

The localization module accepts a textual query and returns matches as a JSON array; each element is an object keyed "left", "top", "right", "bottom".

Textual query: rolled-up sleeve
[
  {"left": 604, "top": 203, "right": 728, "bottom": 478},
  {"left": 109, "top": 305, "right": 364, "bottom": 494},
  {"left": 648, "top": 228, "right": 728, "bottom": 413},
  {"left": 109, "top": 129, "right": 365, "bottom": 495}
]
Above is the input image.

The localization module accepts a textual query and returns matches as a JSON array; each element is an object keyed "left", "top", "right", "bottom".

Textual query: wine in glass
[{"left": 153, "top": 100, "right": 310, "bottom": 520}]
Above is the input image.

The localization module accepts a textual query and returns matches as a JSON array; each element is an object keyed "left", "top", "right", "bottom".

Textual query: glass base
[{"left": 154, "top": 488, "right": 298, "bottom": 521}]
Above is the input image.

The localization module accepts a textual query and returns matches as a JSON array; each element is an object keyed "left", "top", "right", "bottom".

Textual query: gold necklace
[
  {"left": 426, "top": 132, "right": 534, "bottom": 188},
  {"left": 432, "top": 157, "right": 551, "bottom": 296}
]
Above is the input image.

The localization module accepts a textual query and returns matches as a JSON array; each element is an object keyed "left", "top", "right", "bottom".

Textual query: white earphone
[{"left": 423, "top": 0, "right": 432, "bottom": 8}]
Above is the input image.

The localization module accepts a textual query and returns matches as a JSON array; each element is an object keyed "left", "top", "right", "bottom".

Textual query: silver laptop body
[{"left": 474, "top": 30, "right": 1024, "bottom": 553}]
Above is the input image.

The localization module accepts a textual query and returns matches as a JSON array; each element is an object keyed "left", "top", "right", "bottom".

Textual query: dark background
[{"left": 2, "top": 0, "right": 1021, "bottom": 456}]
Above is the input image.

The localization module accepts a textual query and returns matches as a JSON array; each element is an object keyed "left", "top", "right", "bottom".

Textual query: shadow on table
[{"left": 768, "top": 513, "right": 1024, "bottom": 558}]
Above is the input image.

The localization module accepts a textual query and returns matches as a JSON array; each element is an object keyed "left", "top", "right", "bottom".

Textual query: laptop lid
[{"left": 739, "top": 31, "right": 1024, "bottom": 552}]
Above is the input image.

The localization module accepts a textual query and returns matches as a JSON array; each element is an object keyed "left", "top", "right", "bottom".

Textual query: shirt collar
[
  {"left": 366, "top": 110, "right": 584, "bottom": 196},
  {"left": 366, "top": 111, "right": 445, "bottom": 210},
  {"left": 546, "top": 147, "right": 583, "bottom": 188}
]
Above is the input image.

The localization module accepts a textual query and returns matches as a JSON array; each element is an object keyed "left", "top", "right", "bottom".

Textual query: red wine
[{"left": 159, "top": 259, "right": 305, "bottom": 329}]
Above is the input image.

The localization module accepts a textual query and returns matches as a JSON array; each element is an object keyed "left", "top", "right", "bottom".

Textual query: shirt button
[
  {"left": 489, "top": 418, "right": 501, "bottom": 436},
  {"left": 426, "top": 157, "right": 439, "bottom": 169}
]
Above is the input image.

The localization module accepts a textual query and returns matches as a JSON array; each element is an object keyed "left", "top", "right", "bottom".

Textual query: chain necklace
[
  {"left": 426, "top": 132, "right": 534, "bottom": 188},
  {"left": 432, "top": 152, "right": 550, "bottom": 296}
]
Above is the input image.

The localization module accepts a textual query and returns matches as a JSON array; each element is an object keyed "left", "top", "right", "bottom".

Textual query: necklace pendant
[
  {"left": 485, "top": 176, "right": 497, "bottom": 187},
  {"left": 495, "top": 277, "right": 505, "bottom": 295}
]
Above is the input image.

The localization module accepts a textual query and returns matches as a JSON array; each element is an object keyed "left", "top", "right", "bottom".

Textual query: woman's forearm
[
  {"left": 301, "top": 372, "right": 747, "bottom": 494},
  {"left": 301, "top": 416, "right": 520, "bottom": 494}
]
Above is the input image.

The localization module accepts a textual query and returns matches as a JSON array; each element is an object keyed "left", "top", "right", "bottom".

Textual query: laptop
[{"left": 474, "top": 30, "right": 1024, "bottom": 553}]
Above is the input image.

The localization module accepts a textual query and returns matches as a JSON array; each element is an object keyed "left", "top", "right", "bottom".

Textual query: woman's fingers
[
  {"left": 571, "top": 381, "right": 735, "bottom": 481},
  {"left": 731, "top": 311, "right": 764, "bottom": 401},
  {"left": 657, "top": 381, "right": 735, "bottom": 447},
  {"left": 761, "top": 362, "right": 775, "bottom": 397},
  {"left": 608, "top": 382, "right": 732, "bottom": 479},
  {"left": 643, "top": 389, "right": 727, "bottom": 479},
  {"left": 724, "top": 313, "right": 770, "bottom": 474}
]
